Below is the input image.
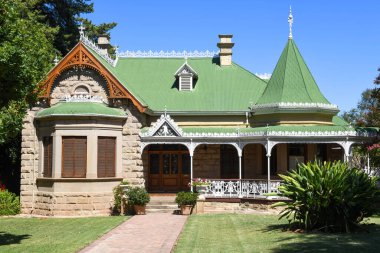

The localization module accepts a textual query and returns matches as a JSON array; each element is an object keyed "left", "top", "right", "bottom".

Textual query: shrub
[
  {"left": 0, "top": 190, "right": 20, "bottom": 216},
  {"left": 112, "top": 180, "right": 130, "bottom": 214},
  {"left": 175, "top": 191, "right": 198, "bottom": 206},
  {"left": 126, "top": 187, "right": 150, "bottom": 206},
  {"left": 275, "top": 160, "right": 380, "bottom": 233}
]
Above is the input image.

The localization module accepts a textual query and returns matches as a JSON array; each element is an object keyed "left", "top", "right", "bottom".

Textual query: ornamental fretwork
[{"left": 154, "top": 122, "right": 178, "bottom": 137}]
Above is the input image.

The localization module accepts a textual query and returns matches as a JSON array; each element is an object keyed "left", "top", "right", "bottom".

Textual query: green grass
[
  {"left": 0, "top": 216, "right": 128, "bottom": 253},
  {"left": 174, "top": 214, "right": 380, "bottom": 253}
]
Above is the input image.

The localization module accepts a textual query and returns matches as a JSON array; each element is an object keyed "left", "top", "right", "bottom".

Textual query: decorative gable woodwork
[
  {"left": 39, "top": 42, "right": 146, "bottom": 112},
  {"left": 141, "top": 114, "right": 183, "bottom": 137}
]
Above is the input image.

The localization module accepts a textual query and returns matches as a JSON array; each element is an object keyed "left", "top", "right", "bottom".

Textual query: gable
[
  {"left": 141, "top": 114, "right": 183, "bottom": 137},
  {"left": 38, "top": 42, "right": 146, "bottom": 112}
]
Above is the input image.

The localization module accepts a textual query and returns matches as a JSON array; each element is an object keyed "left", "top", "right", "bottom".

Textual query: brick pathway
[{"left": 79, "top": 213, "right": 188, "bottom": 253}]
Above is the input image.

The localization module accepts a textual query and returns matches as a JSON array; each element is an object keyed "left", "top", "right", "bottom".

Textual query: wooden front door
[{"left": 148, "top": 145, "right": 190, "bottom": 192}]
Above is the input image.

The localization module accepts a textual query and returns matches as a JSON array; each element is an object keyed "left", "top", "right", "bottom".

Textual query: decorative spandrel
[
  {"left": 153, "top": 122, "right": 179, "bottom": 137},
  {"left": 141, "top": 114, "right": 183, "bottom": 138}
]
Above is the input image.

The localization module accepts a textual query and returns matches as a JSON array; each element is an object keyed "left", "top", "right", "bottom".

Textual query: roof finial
[
  {"left": 53, "top": 55, "right": 59, "bottom": 65},
  {"left": 288, "top": 6, "right": 293, "bottom": 39},
  {"left": 164, "top": 105, "right": 167, "bottom": 117},
  {"left": 79, "top": 23, "right": 85, "bottom": 37}
]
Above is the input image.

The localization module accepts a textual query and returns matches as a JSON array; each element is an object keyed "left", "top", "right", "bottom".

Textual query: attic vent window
[
  {"left": 74, "top": 86, "right": 90, "bottom": 95},
  {"left": 174, "top": 62, "right": 198, "bottom": 91}
]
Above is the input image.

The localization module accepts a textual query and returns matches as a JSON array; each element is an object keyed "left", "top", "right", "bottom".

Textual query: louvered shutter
[
  {"left": 43, "top": 137, "right": 53, "bottom": 177},
  {"left": 97, "top": 137, "right": 116, "bottom": 177},
  {"left": 62, "top": 137, "right": 87, "bottom": 178},
  {"left": 180, "top": 76, "right": 192, "bottom": 91}
]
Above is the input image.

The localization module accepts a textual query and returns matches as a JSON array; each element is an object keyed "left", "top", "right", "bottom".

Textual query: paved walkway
[{"left": 79, "top": 213, "right": 188, "bottom": 253}]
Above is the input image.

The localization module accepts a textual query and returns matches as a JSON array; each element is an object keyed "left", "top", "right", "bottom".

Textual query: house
[{"left": 20, "top": 12, "right": 377, "bottom": 216}]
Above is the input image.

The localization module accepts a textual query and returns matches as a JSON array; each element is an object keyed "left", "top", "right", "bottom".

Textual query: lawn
[
  {"left": 0, "top": 216, "right": 128, "bottom": 253},
  {"left": 174, "top": 214, "right": 380, "bottom": 253}
]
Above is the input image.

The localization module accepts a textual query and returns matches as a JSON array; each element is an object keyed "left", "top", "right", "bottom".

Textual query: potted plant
[
  {"left": 175, "top": 191, "right": 198, "bottom": 215},
  {"left": 190, "top": 178, "right": 210, "bottom": 194},
  {"left": 126, "top": 186, "right": 150, "bottom": 215}
]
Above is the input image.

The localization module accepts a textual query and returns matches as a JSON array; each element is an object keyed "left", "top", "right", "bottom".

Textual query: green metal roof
[
  {"left": 256, "top": 39, "right": 331, "bottom": 105},
  {"left": 86, "top": 45, "right": 267, "bottom": 113},
  {"left": 36, "top": 102, "right": 127, "bottom": 118}
]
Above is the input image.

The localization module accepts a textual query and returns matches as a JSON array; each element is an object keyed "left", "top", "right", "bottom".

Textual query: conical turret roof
[{"left": 252, "top": 39, "right": 339, "bottom": 115}]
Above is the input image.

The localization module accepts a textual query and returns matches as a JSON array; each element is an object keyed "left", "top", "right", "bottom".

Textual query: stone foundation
[
  {"left": 195, "top": 199, "right": 286, "bottom": 214},
  {"left": 28, "top": 192, "right": 114, "bottom": 216}
]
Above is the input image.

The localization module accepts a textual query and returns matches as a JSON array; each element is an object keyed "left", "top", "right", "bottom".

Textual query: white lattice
[
  {"left": 117, "top": 50, "right": 218, "bottom": 58},
  {"left": 251, "top": 102, "right": 339, "bottom": 111},
  {"left": 61, "top": 94, "right": 106, "bottom": 103}
]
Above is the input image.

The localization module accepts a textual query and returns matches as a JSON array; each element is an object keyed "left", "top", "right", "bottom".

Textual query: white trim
[
  {"left": 251, "top": 102, "right": 339, "bottom": 112},
  {"left": 117, "top": 50, "right": 218, "bottom": 58},
  {"left": 61, "top": 94, "right": 106, "bottom": 103},
  {"left": 141, "top": 114, "right": 183, "bottom": 137},
  {"left": 80, "top": 34, "right": 116, "bottom": 67},
  {"left": 174, "top": 62, "right": 198, "bottom": 76}
]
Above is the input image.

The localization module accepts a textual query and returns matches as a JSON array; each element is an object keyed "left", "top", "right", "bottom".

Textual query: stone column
[{"left": 52, "top": 133, "right": 61, "bottom": 178}]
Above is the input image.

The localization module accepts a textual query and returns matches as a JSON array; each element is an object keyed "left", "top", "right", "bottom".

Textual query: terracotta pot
[
  {"left": 134, "top": 205, "right": 146, "bottom": 215},
  {"left": 181, "top": 205, "right": 193, "bottom": 215}
]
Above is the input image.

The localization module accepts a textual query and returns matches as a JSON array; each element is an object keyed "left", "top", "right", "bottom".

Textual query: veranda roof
[{"left": 36, "top": 102, "right": 127, "bottom": 118}]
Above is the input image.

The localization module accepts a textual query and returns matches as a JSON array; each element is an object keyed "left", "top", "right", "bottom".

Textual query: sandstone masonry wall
[
  {"left": 50, "top": 68, "right": 109, "bottom": 105},
  {"left": 20, "top": 105, "right": 45, "bottom": 214},
  {"left": 193, "top": 144, "right": 221, "bottom": 178},
  {"left": 120, "top": 100, "right": 146, "bottom": 186}
]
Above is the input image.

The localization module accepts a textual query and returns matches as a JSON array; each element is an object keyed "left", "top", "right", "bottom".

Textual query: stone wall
[
  {"left": 193, "top": 144, "right": 221, "bottom": 178},
  {"left": 20, "top": 64, "right": 147, "bottom": 216},
  {"left": 50, "top": 68, "right": 109, "bottom": 105},
  {"left": 120, "top": 100, "right": 146, "bottom": 186},
  {"left": 243, "top": 144, "right": 264, "bottom": 178},
  {"left": 20, "top": 105, "right": 45, "bottom": 214},
  {"left": 33, "top": 192, "right": 114, "bottom": 216}
]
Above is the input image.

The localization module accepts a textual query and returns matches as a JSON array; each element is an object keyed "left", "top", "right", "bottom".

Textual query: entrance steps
[{"left": 146, "top": 194, "right": 179, "bottom": 214}]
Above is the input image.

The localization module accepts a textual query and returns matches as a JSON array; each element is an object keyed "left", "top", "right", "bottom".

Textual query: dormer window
[{"left": 174, "top": 62, "right": 198, "bottom": 91}]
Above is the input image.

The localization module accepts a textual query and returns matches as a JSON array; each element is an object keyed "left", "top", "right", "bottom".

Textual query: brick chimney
[
  {"left": 97, "top": 34, "right": 111, "bottom": 55},
  {"left": 217, "top": 35, "right": 234, "bottom": 66}
]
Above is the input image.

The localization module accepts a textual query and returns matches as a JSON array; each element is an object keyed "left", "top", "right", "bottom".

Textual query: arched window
[{"left": 74, "top": 85, "right": 90, "bottom": 95}]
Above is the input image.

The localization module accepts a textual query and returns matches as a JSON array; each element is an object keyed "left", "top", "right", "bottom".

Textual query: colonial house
[{"left": 20, "top": 12, "right": 377, "bottom": 216}]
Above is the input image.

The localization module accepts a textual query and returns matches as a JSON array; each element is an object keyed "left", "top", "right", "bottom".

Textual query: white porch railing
[
  {"left": 200, "top": 179, "right": 283, "bottom": 199},
  {"left": 364, "top": 166, "right": 380, "bottom": 177}
]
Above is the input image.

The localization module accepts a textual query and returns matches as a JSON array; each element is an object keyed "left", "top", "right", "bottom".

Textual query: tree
[
  {"left": 342, "top": 69, "right": 380, "bottom": 168},
  {"left": 35, "top": 0, "right": 117, "bottom": 56},
  {"left": 0, "top": 0, "right": 57, "bottom": 143},
  {"left": 0, "top": 0, "right": 117, "bottom": 193},
  {"left": 0, "top": 0, "right": 57, "bottom": 193}
]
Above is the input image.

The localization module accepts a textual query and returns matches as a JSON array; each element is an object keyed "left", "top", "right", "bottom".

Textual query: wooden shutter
[
  {"left": 43, "top": 137, "right": 53, "bottom": 177},
  {"left": 62, "top": 137, "right": 87, "bottom": 178},
  {"left": 97, "top": 137, "right": 116, "bottom": 177}
]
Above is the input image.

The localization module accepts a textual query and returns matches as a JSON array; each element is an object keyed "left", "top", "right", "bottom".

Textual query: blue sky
[{"left": 83, "top": 0, "right": 380, "bottom": 113}]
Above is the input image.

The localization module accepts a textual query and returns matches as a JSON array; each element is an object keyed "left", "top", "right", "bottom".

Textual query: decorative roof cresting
[
  {"left": 79, "top": 24, "right": 117, "bottom": 67},
  {"left": 288, "top": 6, "right": 293, "bottom": 39},
  {"left": 117, "top": 50, "right": 218, "bottom": 58}
]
